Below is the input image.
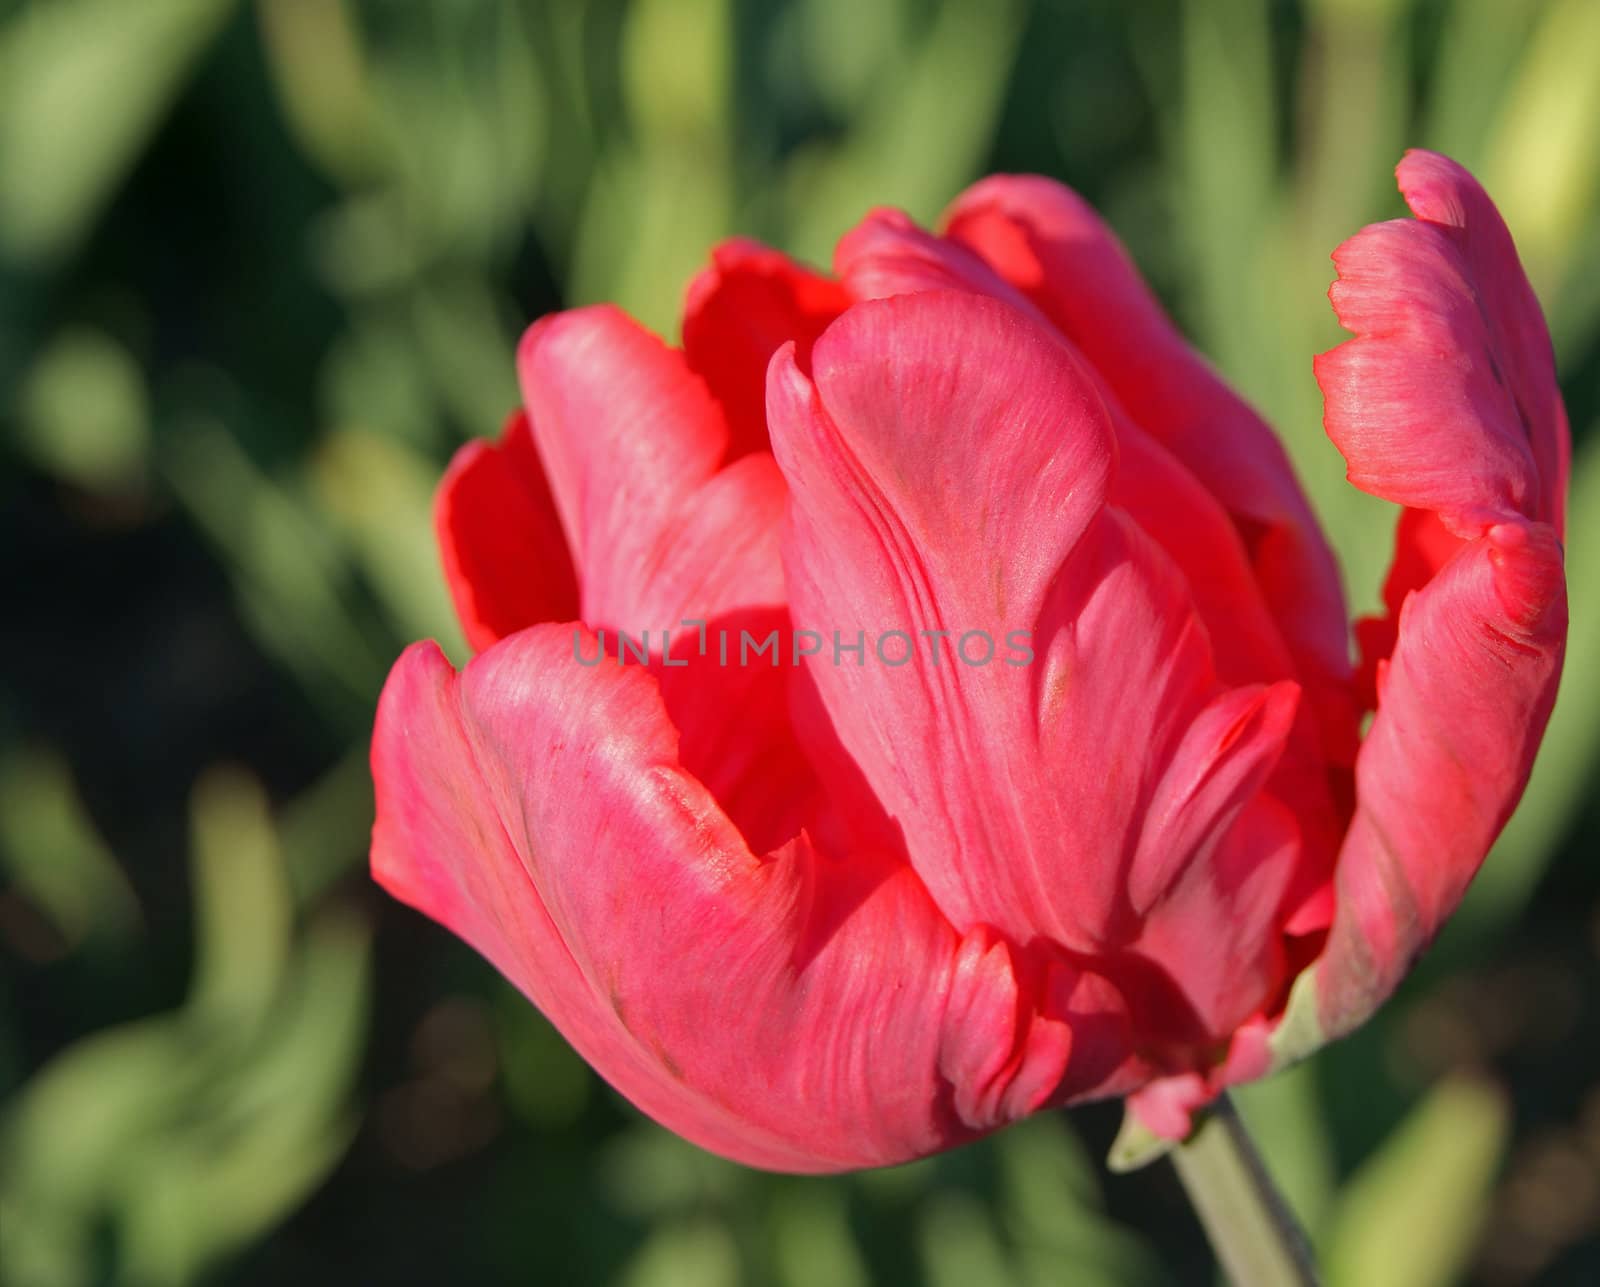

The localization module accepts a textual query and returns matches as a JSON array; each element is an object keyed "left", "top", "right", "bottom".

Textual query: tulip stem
[{"left": 1170, "top": 1093, "right": 1320, "bottom": 1287}]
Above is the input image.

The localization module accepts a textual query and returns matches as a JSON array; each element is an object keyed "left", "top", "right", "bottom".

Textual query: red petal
[
  {"left": 834, "top": 207, "right": 1049, "bottom": 321},
  {"left": 517, "top": 305, "right": 764, "bottom": 622},
  {"left": 1351, "top": 507, "right": 1466, "bottom": 709},
  {"left": 768, "top": 290, "right": 1301, "bottom": 1043},
  {"left": 943, "top": 176, "right": 1356, "bottom": 763},
  {"left": 1318, "top": 524, "right": 1565, "bottom": 1034},
  {"left": 681, "top": 238, "right": 850, "bottom": 460},
  {"left": 371, "top": 629, "right": 1124, "bottom": 1170},
  {"left": 1312, "top": 153, "right": 1570, "bottom": 1034},
  {"left": 832, "top": 209, "right": 1343, "bottom": 908},
  {"left": 1316, "top": 150, "right": 1569, "bottom": 538},
  {"left": 517, "top": 304, "right": 820, "bottom": 852},
  {"left": 436, "top": 410, "right": 578, "bottom": 651},
  {"left": 833, "top": 207, "right": 1314, "bottom": 693}
]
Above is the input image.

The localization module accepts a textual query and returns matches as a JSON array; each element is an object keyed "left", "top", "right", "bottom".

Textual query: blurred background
[{"left": 1, "top": 0, "right": 1597, "bottom": 1283}]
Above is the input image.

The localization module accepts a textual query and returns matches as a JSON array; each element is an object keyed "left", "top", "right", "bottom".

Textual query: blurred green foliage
[{"left": 1, "top": 0, "right": 1597, "bottom": 1283}]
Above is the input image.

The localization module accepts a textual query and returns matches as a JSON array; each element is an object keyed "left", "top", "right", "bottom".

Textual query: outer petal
[
  {"left": 371, "top": 628, "right": 1117, "bottom": 1171},
  {"left": 833, "top": 210, "right": 1350, "bottom": 903},
  {"left": 435, "top": 410, "right": 579, "bottom": 652},
  {"left": 1318, "top": 526, "right": 1565, "bottom": 1033},
  {"left": 768, "top": 291, "right": 1301, "bottom": 1045},
  {"left": 1312, "top": 152, "right": 1570, "bottom": 1036},
  {"left": 833, "top": 209, "right": 1318, "bottom": 693},
  {"left": 1316, "top": 151, "right": 1568, "bottom": 537},
  {"left": 1351, "top": 507, "right": 1464, "bottom": 708},
  {"left": 681, "top": 238, "right": 850, "bottom": 460},
  {"left": 942, "top": 176, "right": 1356, "bottom": 762}
]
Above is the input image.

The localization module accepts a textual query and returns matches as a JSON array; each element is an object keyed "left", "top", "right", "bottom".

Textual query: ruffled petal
[
  {"left": 1317, "top": 525, "right": 1565, "bottom": 1034},
  {"left": 1316, "top": 150, "right": 1569, "bottom": 537},
  {"left": 681, "top": 238, "right": 850, "bottom": 460},
  {"left": 371, "top": 628, "right": 1122, "bottom": 1171},
  {"left": 1351, "top": 507, "right": 1465, "bottom": 708},
  {"left": 943, "top": 176, "right": 1356, "bottom": 763},
  {"left": 768, "top": 290, "right": 1301, "bottom": 1042},
  {"left": 1312, "top": 152, "right": 1570, "bottom": 1035},
  {"left": 435, "top": 410, "right": 579, "bottom": 652}
]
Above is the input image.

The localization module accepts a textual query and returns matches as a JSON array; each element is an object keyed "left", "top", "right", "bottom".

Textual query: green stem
[{"left": 1170, "top": 1094, "right": 1321, "bottom": 1287}]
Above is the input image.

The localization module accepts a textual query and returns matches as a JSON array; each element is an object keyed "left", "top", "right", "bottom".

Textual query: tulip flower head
[{"left": 371, "top": 151, "right": 1568, "bottom": 1171}]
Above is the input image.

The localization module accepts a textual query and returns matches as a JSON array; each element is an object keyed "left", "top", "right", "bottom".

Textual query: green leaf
[
  {"left": 1324, "top": 1078, "right": 1509, "bottom": 1287},
  {"left": 0, "top": 768, "right": 371, "bottom": 1287},
  {"left": 918, "top": 1189, "right": 1015, "bottom": 1287},
  {"left": 311, "top": 426, "right": 469, "bottom": 657},
  {"left": 569, "top": 140, "right": 733, "bottom": 336},
  {"left": 1422, "top": 0, "right": 1543, "bottom": 167},
  {"left": 1106, "top": 1106, "right": 1176, "bottom": 1174},
  {"left": 13, "top": 327, "right": 150, "bottom": 491},
  {"left": 1000, "top": 1116, "right": 1163, "bottom": 1286},
  {"left": 618, "top": 1218, "right": 743, "bottom": 1287},
  {"left": 0, "top": 748, "right": 142, "bottom": 951},
  {"left": 160, "top": 411, "right": 389, "bottom": 721},
  {"left": 783, "top": 0, "right": 1026, "bottom": 265},
  {"left": 0, "top": 0, "right": 235, "bottom": 265},
  {"left": 187, "top": 766, "right": 293, "bottom": 1026},
  {"left": 1479, "top": 0, "right": 1600, "bottom": 302},
  {"left": 771, "top": 1186, "right": 871, "bottom": 1287},
  {"left": 116, "top": 913, "right": 371, "bottom": 1287},
  {"left": 621, "top": 0, "right": 730, "bottom": 140},
  {"left": 254, "top": 0, "right": 379, "bottom": 186}
]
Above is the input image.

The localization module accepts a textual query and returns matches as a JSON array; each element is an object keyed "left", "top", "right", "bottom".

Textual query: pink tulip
[{"left": 370, "top": 151, "right": 1568, "bottom": 1170}]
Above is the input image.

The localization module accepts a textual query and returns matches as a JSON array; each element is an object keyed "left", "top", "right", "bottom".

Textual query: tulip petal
[
  {"left": 943, "top": 176, "right": 1355, "bottom": 762},
  {"left": 681, "top": 238, "right": 850, "bottom": 460},
  {"left": 833, "top": 208, "right": 1309, "bottom": 693},
  {"left": 371, "top": 628, "right": 1121, "bottom": 1171},
  {"left": 1114, "top": 426, "right": 1297, "bottom": 690},
  {"left": 834, "top": 207, "right": 1051, "bottom": 323},
  {"left": 1129, "top": 789, "right": 1300, "bottom": 1042},
  {"left": 518, "top": 304, "right": 781, "bottom": 625},
  {"left": 768, "top": 291, "right": 1302, "bottom": 1042},
  {"left": 515, "top": 304, "right": 816, "bottom": 852},
  {"left": 1117, "top": 428, "right": 1347, "bottom": 930},
  {"left": 1313, "top": 152, "right": 1570, "bottom": 1035},
  {"left": 1351, "top": 506, "right": 1465, "bottom": 708},
  {"left": 837, "top": 203, "right": 1354, "bottom": 844},
  {"left": 436, "top": 410, "right": 579, "bottom": 652},
  {"left": 1317, "top": 525, "right": 1565, "bottom": 1034},
  {"left": 1315, "top": 150, "right": 1569, "bottom": 537}
]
